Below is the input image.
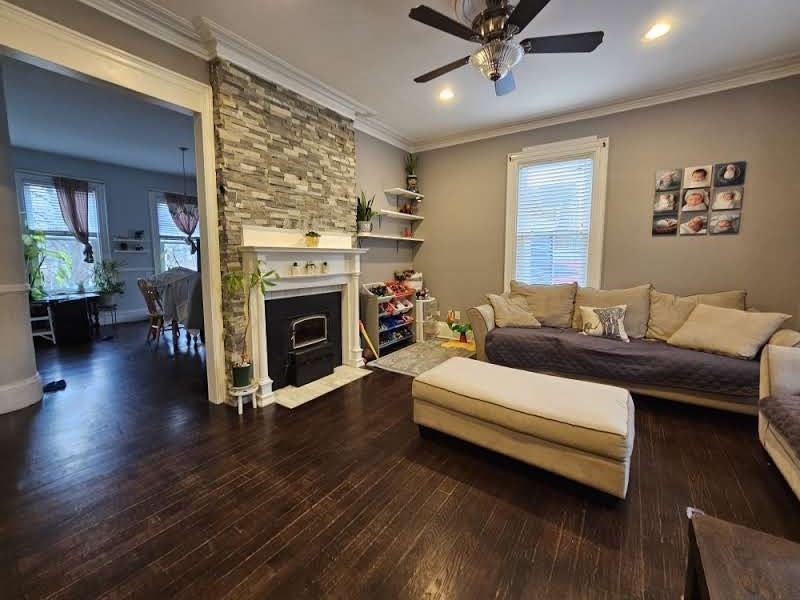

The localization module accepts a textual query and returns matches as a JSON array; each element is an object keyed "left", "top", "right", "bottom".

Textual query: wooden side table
[
  {"left": 229, "top": 384, "right": 259, "bottom": 415},
  {"left": 685, "top": 510, "right": 800, "bottom": 599}
]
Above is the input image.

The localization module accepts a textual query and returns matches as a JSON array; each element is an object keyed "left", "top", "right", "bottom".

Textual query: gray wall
[
  {"left": 415, "top": 76, "right": 800, "bottom": 325},
  {"left": 6, "top": 0, "right": 209, "bottom": 84},
  {"left": 355, "top": 130, "right": 416, "bottom": 284},
  {"left": 12, "top": 147, "right": 195, "bottom": 320}
]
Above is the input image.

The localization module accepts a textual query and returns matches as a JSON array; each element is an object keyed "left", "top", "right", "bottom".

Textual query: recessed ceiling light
[
  {"left": 643, "top": 22, "right": 671, "bottom": 41},
  {"left": 438, "top": 88, "right": 455, "bottom": 101}
]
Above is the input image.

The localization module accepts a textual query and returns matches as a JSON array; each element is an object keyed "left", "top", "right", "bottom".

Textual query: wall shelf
[
  {"left": 383, "top": 187, "right": 424, "bottom": 201},
  {"left": 113, "top": 249, "right": 150, "bottom": 254},
  {"left": 113, "top": 237, "right": 149, "bottom": 243},
  {"left": 376, "top": 209, "right": 424, "bottom": 226},
  {"left": 357, "top": 233, "right": 423, "bottom": 243}
]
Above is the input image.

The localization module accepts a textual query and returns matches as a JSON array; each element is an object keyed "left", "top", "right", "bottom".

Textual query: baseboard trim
[{"left": 0, "top": 372, "right": 42, "bottom": 414}]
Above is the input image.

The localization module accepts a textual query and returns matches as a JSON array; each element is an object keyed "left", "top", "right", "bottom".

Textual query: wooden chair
[{"left": 137, "top": 279, "right": 165, "bottom": 343}]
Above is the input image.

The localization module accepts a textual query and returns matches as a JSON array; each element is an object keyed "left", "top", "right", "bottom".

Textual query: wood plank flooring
[{"left": 1, "top": 323, "right": 797, "bottom": 599}]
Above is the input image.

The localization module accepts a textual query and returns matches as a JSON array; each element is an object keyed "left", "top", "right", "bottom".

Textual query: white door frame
[{"left": 0, "top": 1, "right": 227, "bottom": 404}]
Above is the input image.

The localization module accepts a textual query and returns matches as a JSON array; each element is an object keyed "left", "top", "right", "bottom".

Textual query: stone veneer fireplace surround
[{"left": 240, "top": 226, "right": 366, "bottom": 408}]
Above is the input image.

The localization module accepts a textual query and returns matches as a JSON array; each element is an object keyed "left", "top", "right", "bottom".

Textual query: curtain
[
  {"left": 54, "top": 177, "right": 94, "bottom": 263},
  {"left": 165, "top": 192, "right": 200, "bottom": 254}
]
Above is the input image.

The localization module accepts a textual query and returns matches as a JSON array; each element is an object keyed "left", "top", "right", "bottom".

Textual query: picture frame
[
  {"left": 683, "top": 165, "right": 713, "bottom": 189},
  {"left": 679, "top": 213, "right": 708, "bottom": 236},
  {"left": 653, "top": 191, "right": 678, "bottom": 213},
  {"left": 652, "top": 214, "right": 678, "bottom": 236},
  {"left": 713, "top": 161, "right": 746, "bottom": 187},
  {"left": 709, "top": 211, "right": 741, "bottom": 235},
  {"left": 711, "top": 186, "right": 743, "bottom": 210},
  {"left": 655, "top": 168, "right": 682, "bottom": 191},
  {"left": 681, "top": 188, "right": 710, "bottom": 212}
]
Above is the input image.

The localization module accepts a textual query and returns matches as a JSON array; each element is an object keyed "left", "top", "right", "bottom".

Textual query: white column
[
  {"left": 0, "top": 64, "right": 42, "bottom": 413},
  {"left": 344, "top": 253, "right": 364, "bottom": 368}
]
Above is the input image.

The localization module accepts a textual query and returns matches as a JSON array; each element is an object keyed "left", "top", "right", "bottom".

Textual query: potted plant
[
  {"left": 405, "top": 153, "right": 419, "bottom": 192},
  {"left": 223, "top": 261, "right": 279, "bottom": 388},
  {"left": 22, "top": 230, "right": 72, "bottom": 300},
  {"left": 446, "top": 310, "right": 472, "bottom": 344},
  {"left": 304, "top": 230, "right": 321, "bottom": 247},
  {"left": 356, "top": 190, "right": 375, "bottom": 233},
  {"left": 93, "top": 259, "right": 125, "bottom": 307}
]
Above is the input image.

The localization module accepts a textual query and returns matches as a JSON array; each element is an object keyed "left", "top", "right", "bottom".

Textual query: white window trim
[
  {"left": 504, "top": 136, "right": 609, "bottom": 290},
  {"left": 15, "top": 169, "right": 111, "bottom": 273}
]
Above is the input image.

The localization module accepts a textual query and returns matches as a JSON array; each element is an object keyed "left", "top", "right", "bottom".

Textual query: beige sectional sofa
[{"left": 468, "top": 283, "right": 799, "bottom": 415}]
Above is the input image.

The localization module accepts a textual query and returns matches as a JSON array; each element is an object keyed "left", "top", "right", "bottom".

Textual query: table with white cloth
[{"left": 151, "top": 267, "right": 200, "bottom": 330}]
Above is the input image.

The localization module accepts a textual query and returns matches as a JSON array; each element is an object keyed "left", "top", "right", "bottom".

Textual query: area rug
[{"left": 368, "top": 338, "right": 476, "bottom": 377}]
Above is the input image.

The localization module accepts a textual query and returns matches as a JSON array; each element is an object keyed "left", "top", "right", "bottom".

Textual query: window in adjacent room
[
  {"left": 16, "top": 172, "right": 107, "bottom": 294},
  {"left": 150, "top": 191, "right": 200, "bottom": 272},
  {"left": 505, "top": 136, "right": 608, "bottom": 288}
]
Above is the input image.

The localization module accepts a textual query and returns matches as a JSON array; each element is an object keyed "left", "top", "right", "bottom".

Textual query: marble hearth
[{"left": 240, "top": 226, "right": 368, "bottom": 409}]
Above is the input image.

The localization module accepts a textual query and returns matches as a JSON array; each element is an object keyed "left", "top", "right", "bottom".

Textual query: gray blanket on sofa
[{"left": 485, "top": 327, "right": 759, "bottom": 401}]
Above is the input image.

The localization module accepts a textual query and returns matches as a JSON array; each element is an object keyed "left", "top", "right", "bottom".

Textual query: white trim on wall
[
  {"left": 0, "top": 0, "right": 226, "bottom": 405},
  {"left": 505, "top": 136, "right": 608, "bottom": 290}
]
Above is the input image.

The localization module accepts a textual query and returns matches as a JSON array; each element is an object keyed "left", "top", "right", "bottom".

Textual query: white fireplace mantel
[{"left": 239, "top": 228, "right": 367, "bottom": 407}]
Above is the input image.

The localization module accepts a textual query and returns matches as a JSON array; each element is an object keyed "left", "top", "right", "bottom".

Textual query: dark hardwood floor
[{"left": 1, "top": 323, "right": 797, "bottom": 599}]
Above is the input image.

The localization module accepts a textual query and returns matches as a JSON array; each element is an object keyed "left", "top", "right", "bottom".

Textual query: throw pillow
[
  {"left": 578, "top": 305, "right": 630, "bottom": 342},
  {"left": 487, "top": 294, "right": 541, "bottom": 328},
  {"left": 667, "top": 304, "right": 790, "bottom": 359},
  {"left": 571, "top": 284, "right": 651, "bottom": 338},
  {"left": 646, "top": 289, "right": 747, "bottom": 341},
  {"left": 509, "top": 281, "right": 577, "bottom": 328}
]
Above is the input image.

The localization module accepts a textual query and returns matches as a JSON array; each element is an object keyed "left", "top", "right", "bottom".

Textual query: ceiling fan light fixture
[
  {"left": 469, "top": 39, "right": 524, "bottom": 81},
  {"left": 643, "top": 22, "right": 671, "bottom": 41}
]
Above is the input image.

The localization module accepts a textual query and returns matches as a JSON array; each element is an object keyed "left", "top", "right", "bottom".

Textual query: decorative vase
[
  {"left": 304, "top": 235, "right": 320, "bottom": 247},
  {"left": 459, "top": 332, "right": 468, "bottom": 344},
  {"left": 232, "top": 364, "right": 252, "bottom": 388},
  {"left": 305, "top": 262, "right": 316, "bottom": 275},
  {"left": 406, "top": 174, "right": 418, "bottom": 192},
  {"left": 321, "top": 263, "right": 329, "bottom": 274},
  {"left": 357, "top": 221, "right": 372, "bottom": 233},
  {"left": 290, "top": 264, "right": 302, "bottom": 276},
  {"left": 99, "top": 292, "right": 114, "bottom": 307}
]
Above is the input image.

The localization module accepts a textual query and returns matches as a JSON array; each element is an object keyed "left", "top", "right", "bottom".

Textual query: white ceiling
[
  {"left": 150, "top": 0, "right": 800, "bottom": 147},
  {"left": 2, "top": 57, "right": 196, "bottom": 175}
]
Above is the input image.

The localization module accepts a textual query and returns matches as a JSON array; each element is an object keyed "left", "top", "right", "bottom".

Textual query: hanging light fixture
[
  {"left": 469, "top": 39, "right": 524, "bottom": 81},
  {"left": 164, "top": 146, "right": 200, "bottom": 256}
]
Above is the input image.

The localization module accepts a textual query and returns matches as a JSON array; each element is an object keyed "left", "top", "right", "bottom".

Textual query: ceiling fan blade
[
  {"left": 522, "top": 31, "right": 604, "bottom": 53},
  {"left": 494, "top": 72, "right": 516, "bottom": 96},
  {"left": 409, "top": 5, "right": 478, "bottom": 41},
  {"left": 414, "top": 56, "right": 470, "bottom": 83},
  {"left": 507, "top": 0, "right": 552, "bottom": 34}
]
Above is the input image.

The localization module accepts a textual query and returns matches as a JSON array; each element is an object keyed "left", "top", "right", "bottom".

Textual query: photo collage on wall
[{"left": 652, "top": 161, "right": 746, "bottom": 236}]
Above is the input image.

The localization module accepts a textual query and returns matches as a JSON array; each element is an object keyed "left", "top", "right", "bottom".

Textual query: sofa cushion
[
  {"left": 485, "top": 326, "right": 759, "bottom": 400},
  {"left": 668, "top": 305, "right": 790, "bottom": 360},
  {"left": 487, "top": 293, "right": 541, "bottom": 328},
  {"left": 646, "top": 289, "right": 747, "bottom": 341},
  {"left": 578, "top": 305, "right": 630, "bottom": 342},
  {"left": 413, "top": 357, "right": 633, "bottom": 461},
  {"left": 509, "top": 281, "right": 577, "bottom": 328},
  {"left": 760, "top": 395, "right": 800, "bottom": 457},
  {"left": 571, "top": 284, "right": 651, "bottom": 338}
]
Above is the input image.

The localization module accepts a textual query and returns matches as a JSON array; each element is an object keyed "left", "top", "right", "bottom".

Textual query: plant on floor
[
  {"left": 22, "top": 230, "right": 72, "bottom": 300},
  {"left": 356, "top": 190, "right": 375, "bottom": 233},
  {"left": 405, "top": 153, "right": 419, "bottom": 192},
  {"left": 223, "top": 261, "right": 279, "bottom": 387},
  {"left": 93, "top": 259, "right": 125, "bottom": 307}
]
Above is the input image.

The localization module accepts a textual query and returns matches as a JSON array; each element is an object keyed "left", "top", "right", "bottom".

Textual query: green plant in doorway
[
  {"left": 222, "top": 261, "right": 280, "bottom": 387},
  {"left": 22, "top": 230, "right": 72, "bottom": 300}
]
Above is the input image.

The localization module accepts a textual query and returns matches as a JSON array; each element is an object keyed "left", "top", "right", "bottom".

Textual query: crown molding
[
  {"left": 77, "top": 0, "right": 208, "bottom": 58},
  {"left": 353, "top": 117, "right": 412, "bottom": 152},
  {"left": 413, "top": 52, "right": 800, "bottom": 152}
]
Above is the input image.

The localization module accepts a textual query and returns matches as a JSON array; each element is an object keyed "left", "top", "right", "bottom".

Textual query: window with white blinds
[
  {"left": 506, "top": 137, "right": 608, "bottom": 289},
  {"left": 515, "top": 157, "right": 594, "bottom": 286},
  {"left": 17, "top": 173, "right": 105, "bottom": 293}
]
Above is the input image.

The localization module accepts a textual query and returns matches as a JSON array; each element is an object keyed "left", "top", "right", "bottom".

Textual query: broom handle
[{"left": 359, "top": 320, "right": 378, "bottom": 357}]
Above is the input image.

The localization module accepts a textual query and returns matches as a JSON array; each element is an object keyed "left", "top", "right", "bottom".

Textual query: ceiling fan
[{"left": 409, "top": 0, "right": 604, "bottom": 96}]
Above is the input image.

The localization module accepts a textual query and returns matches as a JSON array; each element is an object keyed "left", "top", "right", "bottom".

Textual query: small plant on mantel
[
  {"left": 304, "top": 230, "right": 321, "bottom": 247},
  {"left": 222, "top": 261, "right": 279, "bottom": 388},
  {"left": 356, "top": 189, "right": 375, "bottom": 233}
]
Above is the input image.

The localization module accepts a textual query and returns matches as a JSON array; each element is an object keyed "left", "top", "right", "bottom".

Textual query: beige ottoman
[{"left": 413, "top": 357, "right": 635, "bottom": 499}]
